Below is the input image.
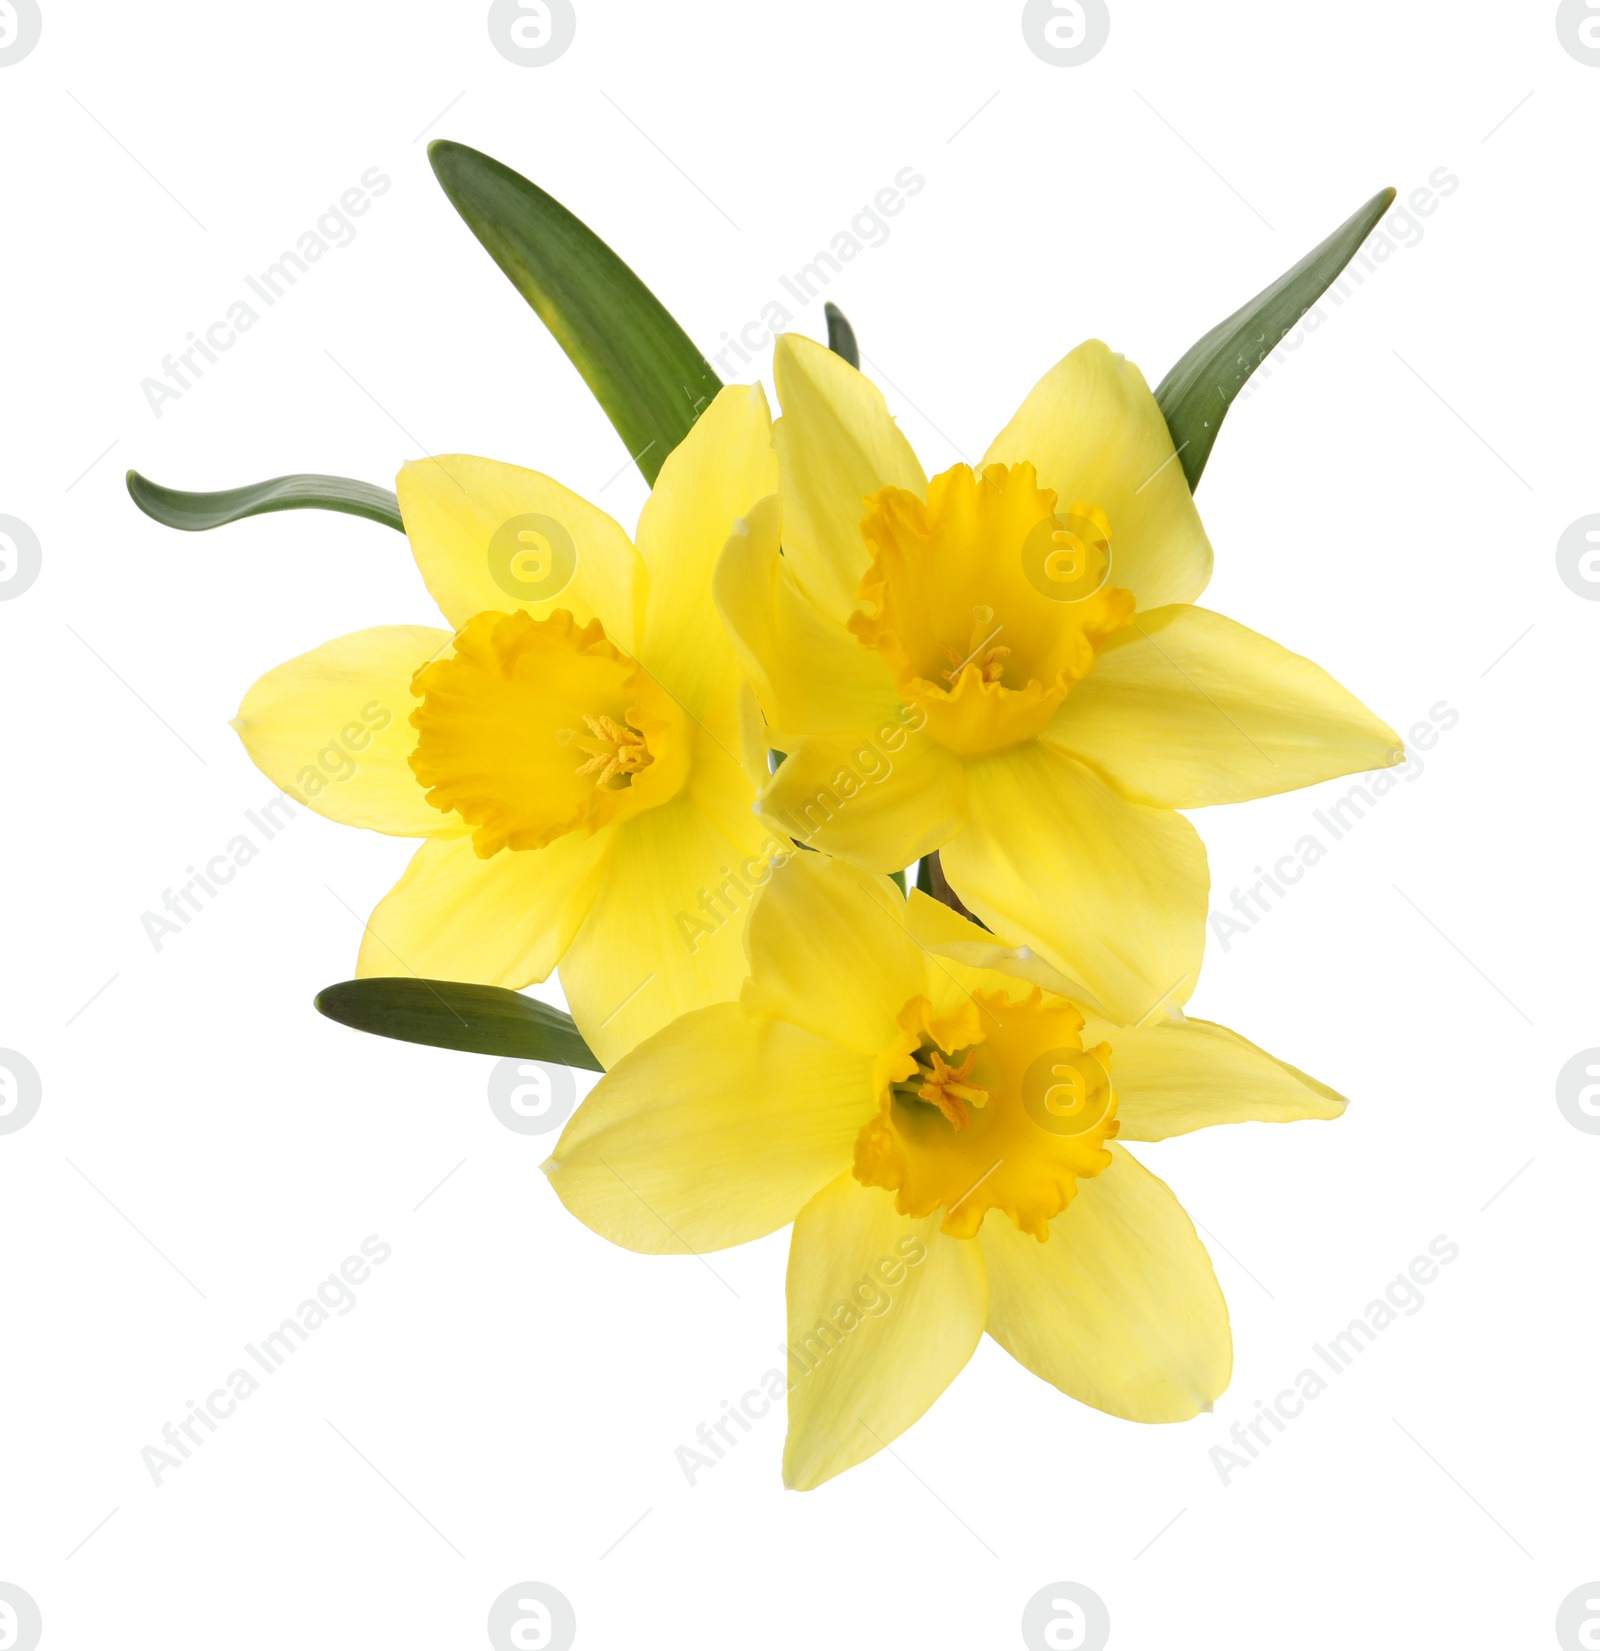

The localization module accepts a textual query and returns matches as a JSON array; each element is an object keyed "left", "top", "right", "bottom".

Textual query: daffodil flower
[
  {"left": 233, "top": 386, "right": 778, "bottom": 1064},
  {"left": 545, "top": 853, "right": 1346, "bottom": 1490},
  {"left": 716, "top": 336, "right": 1401, "bottom": 1022}
]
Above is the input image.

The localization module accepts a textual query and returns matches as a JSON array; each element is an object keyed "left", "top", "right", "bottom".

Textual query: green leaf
[
  {"left": 824, "top": 300, "right": 859, "bottom": 368},
  {"left": 126, "top": 470, "right": 403, "bottom": 533},
  {"left": 429, "top": 138, "right": 721, "bottom": 487},
  {"left": 1154, "top": 185, "right": 1397, "bottom": 492},
  {"left": 314, "top": 977, "right": 603, "bottom": 1071}
]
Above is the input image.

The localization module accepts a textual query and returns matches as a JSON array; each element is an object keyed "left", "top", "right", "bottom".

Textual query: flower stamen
[
  {"left": 574, "top": 713, "right": 652, "bottom": 786},
  {"left": 897, "top": 1047, "right": 990, "bottom": 1131},
  {"left": 944, "top": 638, "right": 1011, "bottom": 685}
]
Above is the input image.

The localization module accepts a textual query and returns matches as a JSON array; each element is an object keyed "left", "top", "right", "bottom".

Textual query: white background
[{"left": 1, "top": 2, "right": 1595, "bottom": 1646}]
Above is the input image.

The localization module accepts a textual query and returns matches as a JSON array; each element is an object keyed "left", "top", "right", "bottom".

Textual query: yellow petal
[
  {"left": 983, "top": 341, "right": 1213, "bottom": 610},
  {"left": 784, "top": 1175, "right": 986, "bottom": 1490},
  {"left": 635, "top": 383, "right": 778, "bottom": 719},
  {"left": 544, "top": 1005, "right": 875, "bottom": 1253},
  {"left": 558, "top": 792, "right": 770, "bottom": 1067},
  {"left": 715, "top": 493, "right": 901, "bottom": 738},
  {"left": 1095, "top": 1015, "right": 1345, "bottom": 1139},
  {"left": 1047, "top": 605, "right": 1403, "bottom": 807},
  {"left": 683, "top": 696, "right": 765, "bottom": 829},
  {"left": 773, "top": 332, "right": 927, "bottom": 624},
  {"left": 742, "top": 853, "right": 925, "bottom": 1060},
  {"left": 941, "top": 743, "right": 1207, "bottom": 1022},
  {"left": 904, "top": 889, "right": 1106, "bottom": 1014},
  {"left": 905, "top": 895, "right": 1343, "bottom": 1138},
  {"left": 734, "top": 676, "right": 774, "bottom": 793},
  {"left": 233, "top": 626, "right": 456, "bottom": 837},
  {"left": 355, "top": 829, "right": 610, "bottom": 985},
  {"left": 396, "top": 455, "right": 643, "bottom": 647},
  {"left": 980, "top": 1144, "right": 1230, "bottom": 1421},
  {"left": 761, "top": 727, "right": 966, "bottom": 873}
]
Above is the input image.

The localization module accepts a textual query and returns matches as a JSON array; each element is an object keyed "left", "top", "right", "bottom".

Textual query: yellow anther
[
  {"left": 913, "top": 1048, "right": 990, "bottom": 1132},
  {"left": 574, "top": 713, "right": 652, "bottom": 786},
  {"left": 943, "top": 640, "right": 1012, "bottom": 686}
]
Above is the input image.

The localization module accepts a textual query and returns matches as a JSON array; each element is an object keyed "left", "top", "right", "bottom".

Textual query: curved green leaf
[
  {"left": 429, "top": 138, "right": 721, "bottom": 487},
  {"left": 824, "top": 300, "right": 859, "bottom": 368},
  {"left": 1155, "top": 185, "right": 1397, "bottom": 492},
  {"left": 127, "top": 470, "right": 403, "bottom": 533},
  {"left": 315, "top": 977, "right": 602, "bottom": 1071}
]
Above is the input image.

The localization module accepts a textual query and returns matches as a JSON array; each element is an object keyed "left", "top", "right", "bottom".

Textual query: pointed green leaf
[
  {"left": 314, "top": 977, "right": 603, "bottom": 1071},
  {"left": 1155, "top": 185, "right": 1397, "bottom": 491},
  {"left": 824, "top": 300, "right": 859, "bottom": 368},
  {"left": 126, "top": 470, "right": 403, "bottom": 533},
  {"left": 429, "top": 138, "right": 720, "bottom": 487}
]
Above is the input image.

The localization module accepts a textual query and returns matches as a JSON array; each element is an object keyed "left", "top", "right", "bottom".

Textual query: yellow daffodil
[
  {"left": 716, "top": 335, "right": 1401, "bottom": 1022},
  {"left": 233, "top": 386, "right": 780, "bottom": 1064},
  {"left": 545, "top": 853, "right": 1346, "bottom": 1490}
]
